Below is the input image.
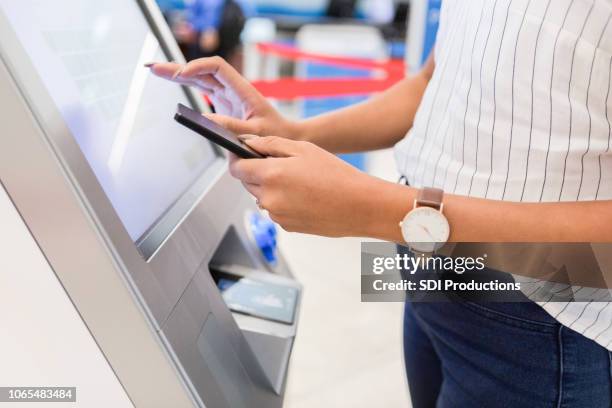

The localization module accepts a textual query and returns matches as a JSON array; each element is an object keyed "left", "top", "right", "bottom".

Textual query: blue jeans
[{"left": 404, "top": 300, "right": 612, "bottom": 407}]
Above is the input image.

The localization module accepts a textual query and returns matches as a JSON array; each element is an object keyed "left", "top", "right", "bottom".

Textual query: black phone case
[{"left": 174, "top": 104, "right": 264, "bottom": 159}]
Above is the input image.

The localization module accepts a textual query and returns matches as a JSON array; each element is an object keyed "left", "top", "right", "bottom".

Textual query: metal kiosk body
[{"left": 0, "top": 1, "right": 300, "bottom": 407}]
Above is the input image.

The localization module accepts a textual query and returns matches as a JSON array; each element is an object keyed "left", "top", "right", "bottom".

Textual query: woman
[{"left": 149, "top": 0, "right": 612, "bottom": 405}]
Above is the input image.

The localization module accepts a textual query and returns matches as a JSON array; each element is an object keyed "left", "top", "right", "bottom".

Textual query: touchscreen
[{"left": 0, "top": 0, "right": 217, "bottom": 242}]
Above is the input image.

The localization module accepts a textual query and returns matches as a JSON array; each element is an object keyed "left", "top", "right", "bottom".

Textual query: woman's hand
[
  {"left": 229, "top": 136, "right": 390, "bottom": 237},
  {"left": 148, "top": 57, "right": 297, "bottom": 138}
]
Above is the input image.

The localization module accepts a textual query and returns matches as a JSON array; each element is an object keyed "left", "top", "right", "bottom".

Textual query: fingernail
[
  {"left": 143, "top": 62, "right": 156, "bottom": 68},
  {"left": 171, "top": 67, "right": 184, "bottom": 79}
]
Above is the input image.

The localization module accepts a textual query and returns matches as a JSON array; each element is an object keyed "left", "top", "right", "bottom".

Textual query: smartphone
[{"left": 174, "top": 103, "right": 264, "bottom": 159}]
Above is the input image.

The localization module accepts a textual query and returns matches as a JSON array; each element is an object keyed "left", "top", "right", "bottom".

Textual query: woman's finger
[
  {"left": 212, "top": 94, "right": 236, "bottom": 115},
  {"left": 190, "top": 78, "right": 218, "bottom": 93},
  {"left": 148, "top": 63, "right": 219, "bottom": 93},
  {"left": 194, "top": 74, "right": 224, "bottom": 90},
  {"left": 237, "top": 134, "right": 259, "bottom": 141},
  {"left": 184, "top": 77, "right": 216, "bottom": 93},
  {"left": 148, "top": 62, "right": 183, "bottom": 79},
  {"left": 229, "top": 158, "right": 267, "bottom": 184},
  {"left": 180, "top": 57, "right": 258, "bottom": 100},
  {"left": 180, "top": 57, "right": 233, "bottom": 83},
  {"left": 245, "top": 136, "right": 301, "bottom": 158},
  {"left": 205, "top": 114, "right": 256, "bottom": 135}
]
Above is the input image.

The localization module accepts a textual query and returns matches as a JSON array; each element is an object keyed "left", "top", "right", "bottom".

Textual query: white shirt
[{"left": 394, "top": 0, "right": 612, "bottom": 348}]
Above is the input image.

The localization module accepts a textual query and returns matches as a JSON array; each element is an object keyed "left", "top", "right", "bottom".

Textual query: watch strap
[{"left": 416, "top": 188, "right": 444, "bottom": 211}]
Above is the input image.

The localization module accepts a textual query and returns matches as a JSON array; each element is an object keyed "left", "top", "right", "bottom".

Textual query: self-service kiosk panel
[{"left": 0, "top": 0, "right": 298, "bottom": 406}]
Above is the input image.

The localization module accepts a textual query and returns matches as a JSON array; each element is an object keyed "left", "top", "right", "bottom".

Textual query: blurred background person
[
  {"left": 327, "top": 0, "right": 394, "bottom": 24},
  {"left": 187, "top": 0, "right": 253, "bottom": 69},
  {"left": 157, "top": 0, "right": 253, "bottom": 70}
]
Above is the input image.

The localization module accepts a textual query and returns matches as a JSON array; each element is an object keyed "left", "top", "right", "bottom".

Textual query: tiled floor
[
  {"left": 280, "top": 232, "right": 410, "bottom": 408},
  {"left": 281, "top": 148, "right": 411, "bottom": 408}
]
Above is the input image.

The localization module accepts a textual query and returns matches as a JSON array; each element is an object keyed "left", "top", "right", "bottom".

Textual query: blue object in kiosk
[{"left": 250, "top": 212, "right": 278, "bottom": 264}]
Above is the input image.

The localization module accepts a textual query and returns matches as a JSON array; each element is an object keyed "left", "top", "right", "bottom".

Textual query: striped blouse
[{"left": 394, "top": 0, "right": 612, "bottom": 348}]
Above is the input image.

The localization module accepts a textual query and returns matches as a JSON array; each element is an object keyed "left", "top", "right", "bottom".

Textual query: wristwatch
[{"left": 399, "top": 187, "right": 450, "bottom": 253}]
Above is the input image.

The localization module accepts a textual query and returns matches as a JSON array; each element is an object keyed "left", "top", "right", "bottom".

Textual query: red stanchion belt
[{"left": 249, "top": 42, "right": 406, "bottom": 100}]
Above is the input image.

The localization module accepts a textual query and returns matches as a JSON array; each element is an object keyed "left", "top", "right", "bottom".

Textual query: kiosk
[{"left": 0, "top": 1, "right": 300, "bottom": 407}]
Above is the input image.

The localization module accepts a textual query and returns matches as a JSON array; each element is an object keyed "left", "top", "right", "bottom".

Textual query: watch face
[{"left": 401, "top": 207, "right": 450, "bottom": 253}]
